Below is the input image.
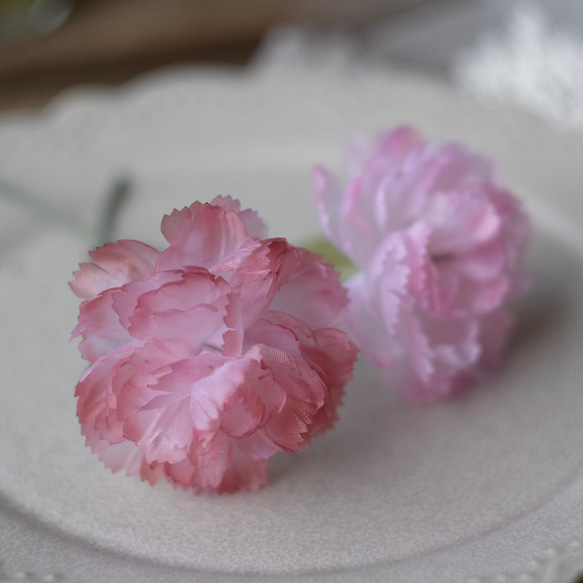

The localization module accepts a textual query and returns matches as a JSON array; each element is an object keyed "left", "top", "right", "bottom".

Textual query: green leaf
[{"left": 303, "top": 236, "right": 358, "bottom": 281}]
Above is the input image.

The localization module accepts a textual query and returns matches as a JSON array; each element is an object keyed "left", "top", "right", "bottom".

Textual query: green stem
[
  {"left": 95, "top": 177, "right": 131, "bottom": 246},
  {"left": 0, "top": 176, "right": 131, "bottom": 244},
  {"left": 0, "top": 176, "right": 91, "bottom": 237}
]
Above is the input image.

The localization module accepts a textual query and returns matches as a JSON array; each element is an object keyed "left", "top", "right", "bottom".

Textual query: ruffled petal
[
  {"left": 111, "top": 270, "right": 184, "bottom": 329},
  {"left": 211, "top": 195, "right": 265, "bottom": 238},
  {"left": 227, "top": 238, "right": 300, "bottom": 327},
  {"left": 426, "top": 143, "right": 493, "bottom": 192},
  {"left": 126, "top": 399, "right": 193, "bottom": 465},
  {"left": 72, "top": 270, "right": 185, "bottom": 361},
  {"left": 337, "top": 176, "right": 378, "bottom": 267},
  {"left": 163, "top": 439, "right": 269, "bottom": 494},
  {"left": 425, "top": 189, "right": 501, "bottom": 257},
  {"left": 313, "top": 166, "right": 344, "bottom": 248},
  {"left": 70, "top": 240, "right": 160, "bottom": 300},
  {"left": 157, "top": 202, "right": 250, "bottom": 271},
  {"left": 189, "top": 353, "right": 284, "bottom": 437},
  {"left": 268, "top": 248, "right": 348, "bottom": 329},
  {"left": 76, "top": 342, "right": 142, "bottom": 445},
  {"left": 269, "top": 313, "right": 357, "bottom": 436},
  {"left": 367, "top": 126, "right": 425, "bottom": 172},
  {"left": 72, "top": 290, "right": 133, "bottom": 361},
  {"left": 245, "top": 322, "right": 328, "bottom": 452},
  {"left": 383, "top": 310, "right": 481, "bottom": 402},
  {"left": 214, "top": 441, "right": 268, "bottom": 493},
  {"left": 128, "top": 269, "right": 234, "bottom": 351}
]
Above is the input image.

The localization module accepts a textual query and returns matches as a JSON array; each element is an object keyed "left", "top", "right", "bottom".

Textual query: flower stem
[
  {"left": 95, "top": 177, "right": 131, "bottom": 246},
  {"left": 0, "top": 175, "right": 131, "bottom": 245},
  {"left": 0, "top": 176, "right": 91, "bottom": 237}
]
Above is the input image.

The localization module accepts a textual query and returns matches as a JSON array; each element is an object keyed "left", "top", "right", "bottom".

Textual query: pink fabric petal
[
  {"left": 382, "top": 310, "right": 481, "bottom": 402},
  {"left": 275, "top": 315, "right": 358, "bottom": 436},
  {"left": 425, "top": 189, "right": 501, "bottom": 257},
  {"left": 189, "top": 353, "right": 284, "bottom": 437},
  {"left": 72, "top": 290, "right": 133, "bottom": 361},
  {"left": 90, "top": 438, "right": 164, "bottom": 486},
  {"left": 236, "top": 429, "right": 279, "bottom": 460},
  {"left": 214, "top": 441, "right": 268, "bottom": 493},
  {"left": 268, "top": 248, "right": 348, "bottom": 329},
  {"left": 337, "top": 176, "right": 378, "bottom": 267},
  {"left": 128, "top": 270, "right": 234, "bottom": 351},
  {"left": 208, "top": 238, "right": 262, "bottom": 276},
  {"left": 368, "top": 126, "right": 425, "bottom": 171},
  {"left": 163, "top": 439, "right": 269, "bottom": 494},
  {"left": 72, "top": 271, "right": 186, "bottom": 361},
  {"left": 436, "top": 265, "right": 509, "bottom": 316},
  {"left": 313, "top": 166, "right": 344, "bottom": 248},
  {"left": 245, "top": 321, "right": 330, "bottom": 452},
  {"left": 345, "top": 272, "right": 400, "bottom": 368},
  {"left": 371, "top": 148, "right": 435, "bottom": 236},
  {"left": 426, "top": 143, "right": 493, "bottom": 194},
  {"left": 343, "top": 135, "right": 371, "bottom": 177},
  {"left": 70, "top": 240, "right": 160, "bottom": 300},
  {"left": 227, "top": 238, "right": 300, "bottom": 327},
  {"left": 347, "top": 231, "right": 421, "bottom": 365},
  {"left": 343, "top": 127, "right": 423, "bottom": 182},
  {"left": 110, "top": 270, "right": 185, "bottom": 330},
  {"left": 211, "top": 195, "right": 265, "bottom": 238},
  {"left": 76, "top": 341, "right": 142, "bottom": 445},
  {"left": 126, "top": 399, "right": 193, "bottom": 464},
  {"left": 157, "top": 202, "right": 250, "bottom": 271}
]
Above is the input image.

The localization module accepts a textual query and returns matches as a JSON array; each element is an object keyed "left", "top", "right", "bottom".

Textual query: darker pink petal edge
[
  {"left": 70, "top": 195, "right": 357, "bottom": 493},
  {"left": 314, "top": 126, "right": 531, "bottom": 402}
]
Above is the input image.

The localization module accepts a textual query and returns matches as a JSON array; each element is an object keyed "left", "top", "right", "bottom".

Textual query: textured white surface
[{"left": 1, "top": 70, "right": 583, "bottom": 581}]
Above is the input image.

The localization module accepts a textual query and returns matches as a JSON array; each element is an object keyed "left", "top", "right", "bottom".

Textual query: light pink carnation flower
[
  {"left": 314, "top": 126, "right": 530, "bottom": 402},
  {"left": 70, "top": 197, "right": 357, "bottom": 493}
]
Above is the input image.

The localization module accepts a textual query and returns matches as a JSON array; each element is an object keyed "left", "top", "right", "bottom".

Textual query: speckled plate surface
[{"left": 1, "top": 67, "right": 583, "bottom": 583}]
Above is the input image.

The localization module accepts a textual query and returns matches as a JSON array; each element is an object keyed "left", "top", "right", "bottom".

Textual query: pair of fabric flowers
[{"left": 70, "top": 126, "right": 530, "bottom": 494}]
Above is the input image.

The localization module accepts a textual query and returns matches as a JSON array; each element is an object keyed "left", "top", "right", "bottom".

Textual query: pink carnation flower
[
  {"left": 314, "top": 126, "right": 530, "bottom": 402},
  {"left": 70, "top": 196, "right": 357, "bottom": 493}
]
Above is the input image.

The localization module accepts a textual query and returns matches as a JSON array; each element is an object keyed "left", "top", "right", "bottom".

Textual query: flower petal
[
  {"left": 313, "top": 166, "right": 343, "bottom": 247},
  {"left": 157, "top": 202, "right": 250, "bottom": 271},
  {"left": 76, "top": 341, "right": 142, "bottom": 445},
  {"left": 268, "top": 248, "right": 348, "bottom": 329},
  {"left": 269, "top": 312, "right": 357, "bottom": 437},
  {"left": 211, "top": 195, "right": 265, "bottom": 238},
  {"left": 227, "top": 238, "right": 300, "bottom": 327},
  {"left": 245, "top": 322, "right": 328, "bottom": 452},
  {"left": 72, "top": 290, "right": 133, "bottom": 361},
  {"left": 70, "top": 240, "right": 160, "bottom": 300}
]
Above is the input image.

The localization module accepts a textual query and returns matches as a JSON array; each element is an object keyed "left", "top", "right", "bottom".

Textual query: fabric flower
[
  {"left": 70, "top": 196, "right": 357, "bottom": 493},
  {"left": 314, "top": 126, "right": 530, "bottom": 402}
]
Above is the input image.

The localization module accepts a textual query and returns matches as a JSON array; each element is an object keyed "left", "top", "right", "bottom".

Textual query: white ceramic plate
[{"left": 1, "top": 68, "right": 583, "bottom": 583}]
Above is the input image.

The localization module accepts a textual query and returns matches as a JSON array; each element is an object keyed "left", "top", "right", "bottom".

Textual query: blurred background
[
  {"left": 0, "top": 0, "right": 428, "bottom": 110},
  {"left": 0, "top": 0, "right": 582, "bottom": 126}
]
